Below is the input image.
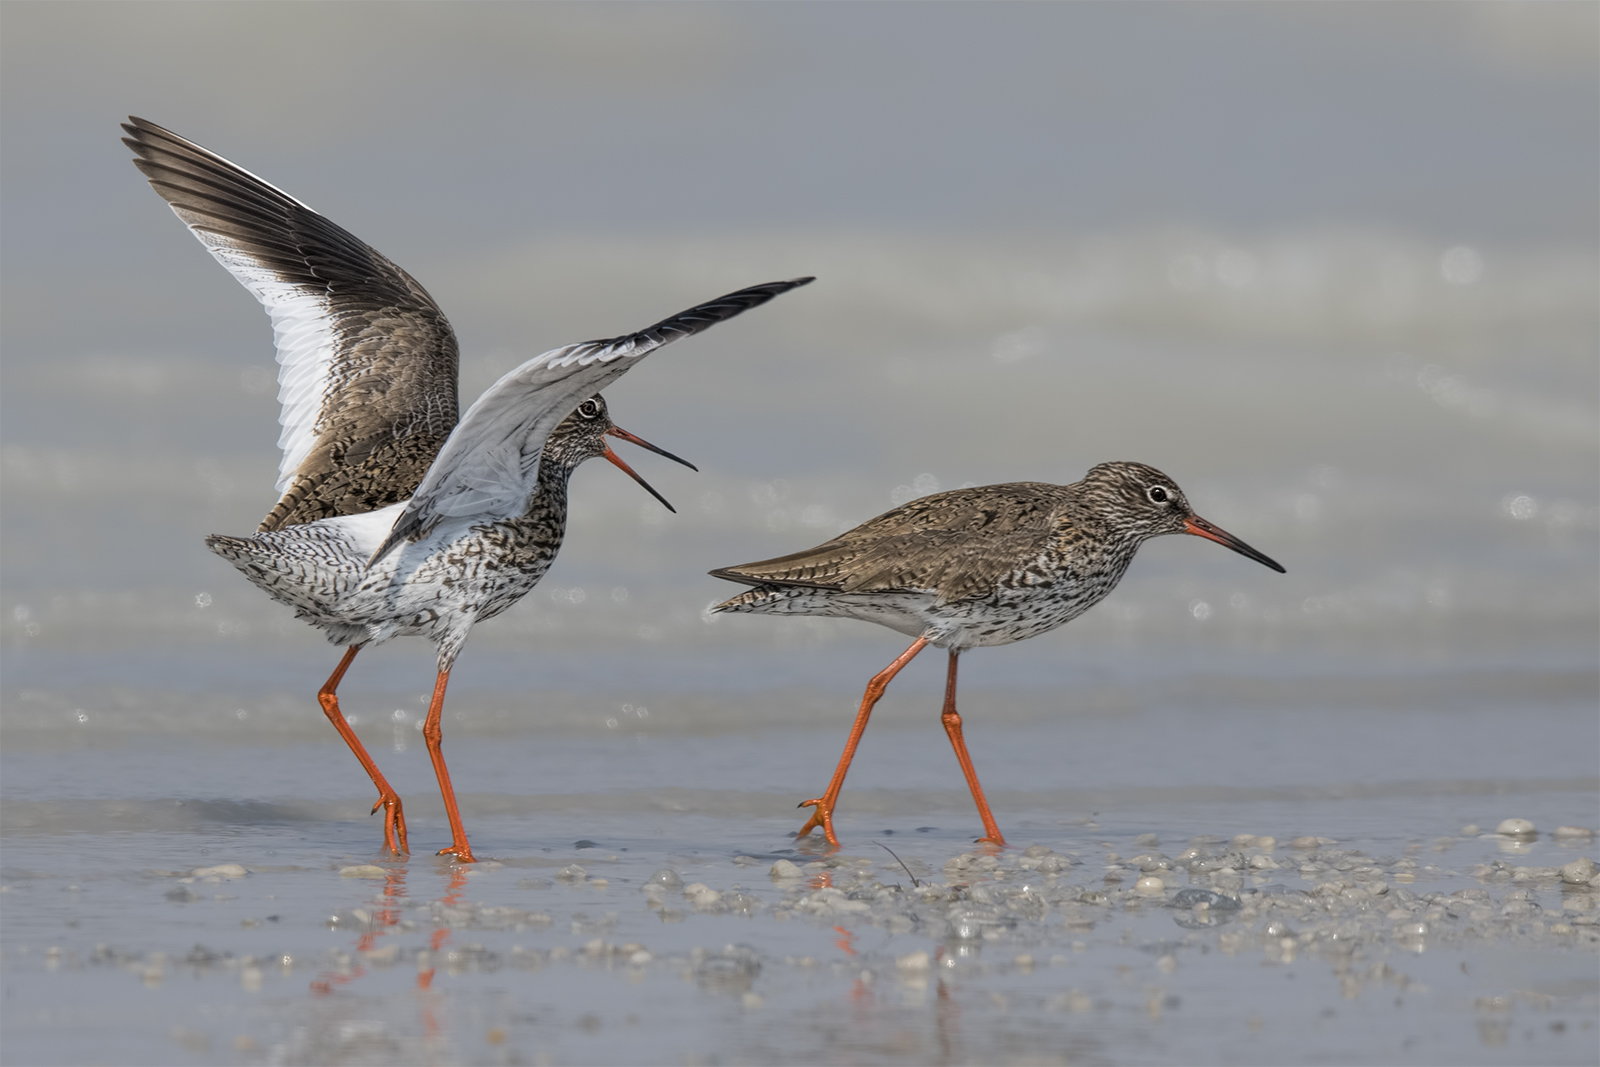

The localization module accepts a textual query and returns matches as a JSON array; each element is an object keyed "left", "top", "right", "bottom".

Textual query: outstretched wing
[
  {"left": 371, "top": 277, "right": 815, "bottom": 563},
  {"left": 122, "top": 117, "right": 459, "bottom": 531},
  {"left": 710, "top": 482, "right": 1067, "bottom": 602}
]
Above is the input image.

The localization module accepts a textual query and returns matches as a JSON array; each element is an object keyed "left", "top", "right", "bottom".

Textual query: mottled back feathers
[{"left": 712, "top": 483, "right": 1073, "bottom": 602}]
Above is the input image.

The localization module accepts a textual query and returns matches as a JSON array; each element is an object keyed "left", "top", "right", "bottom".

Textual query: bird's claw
[
  {"left": 796, "top": 797, "right": 840, "bottom": 847},
  {"left": 371, "top": 794, "right": 409, "bottom": 855},
  {"left": 436, "top": 844, "right": 476, "bottom": 863}
]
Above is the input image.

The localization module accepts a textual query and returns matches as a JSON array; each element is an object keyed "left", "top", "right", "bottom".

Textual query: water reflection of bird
[
  {"left": 124, "top": 116, "right": 812, "bottom": 860},
  {"left": 711, "top": 462, "right": 1285, "bottom": 847}
]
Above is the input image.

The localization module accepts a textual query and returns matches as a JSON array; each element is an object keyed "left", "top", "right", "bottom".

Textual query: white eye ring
[
  {"left": 576, "top": 400, "right": 601, "bottom": 419},
  {"left": 1147, "top": 485, "right": 1171, "bottom": 504}
]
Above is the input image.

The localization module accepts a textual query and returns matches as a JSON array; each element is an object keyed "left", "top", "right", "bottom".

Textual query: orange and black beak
[
  {"left": 1183, "top": 515, "right": 1286, "bottom": 573},
  {"left": 602, "top": 426, "right": 697, "bottom": 513}
]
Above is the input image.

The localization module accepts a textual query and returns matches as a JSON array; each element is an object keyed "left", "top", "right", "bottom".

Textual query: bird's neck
[
  {"left": 1061, "top": 513, "right": 1146, "bottom": 572},
  {"left": 527, "top": 447, "right": 584, "bottom": 515}
]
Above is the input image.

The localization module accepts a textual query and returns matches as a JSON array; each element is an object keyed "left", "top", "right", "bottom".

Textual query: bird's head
[
  {"left": 544, "top": 395, "right": 697, "bottom": 513},
  {"left": 1081, "top": 461, "right": 1285, "bottom": 572}
]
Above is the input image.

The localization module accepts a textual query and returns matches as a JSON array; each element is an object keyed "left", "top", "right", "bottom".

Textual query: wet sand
[{"left": 4, "top": 699, "right": 1595, "bottom": 1066}]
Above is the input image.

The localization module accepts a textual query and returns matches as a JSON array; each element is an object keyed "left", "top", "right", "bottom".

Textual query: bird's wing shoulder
[{"left": 123, "top": 117, "right": 459, "bottom": 521}]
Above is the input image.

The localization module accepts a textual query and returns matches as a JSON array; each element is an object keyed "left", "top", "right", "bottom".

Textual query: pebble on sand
[
  {"left": 770, "top": 860, "right": 804, "bottom": 881},
  {"left": 1495, "top": 818, "right": 1537, "bottom": 838},
  {"left": 1288, "top": 836, "right": 1337, "bottom": 848},
  {"left": 193, "top": 864, "right": 249, "bottom": 880},
  {"left": 683, "top": 883, "right": 722, "bottom": 907},
  {"left": 338, "top": 865, "right": 387, "bottom": 879},
  {"left": 1135, "top": 876, "right": 1166, "bottom": 896},
  {"left": 1559, "top": 858, "right": 1596, "bottom": 885}
]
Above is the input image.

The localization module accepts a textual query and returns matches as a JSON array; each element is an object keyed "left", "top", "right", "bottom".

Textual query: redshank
[
  {"left": 124, "top": 116, "right": 813, "bottom": 859},
  {"left": 207, "top": 392, "right": 706, "bottom": 862},
  {"left": 710, "top": 461, "right": 1285, "bottom": 847}
]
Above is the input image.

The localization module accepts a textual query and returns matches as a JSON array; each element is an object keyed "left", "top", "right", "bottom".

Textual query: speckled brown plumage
[
  {"left": 710, "top": 461, "right": 1285, "bottom": 847},
  {"left": 209, "top": 398, "right": 642, "bottom": 659},
  {"left": 716, "top": 481, "right": 1070, "bottom": 603},
  {"left": 259, "top": 430, "right": 451, "bottom": 530},
  {"left": 122, "top": 117, "right": 459, "bottom": 532}
]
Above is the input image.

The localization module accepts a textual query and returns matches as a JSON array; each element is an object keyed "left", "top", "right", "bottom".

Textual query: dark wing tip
[
  {"left": 621, "top": 275, "right": 817, "bottom": 352},
  {"left": 121, "top": 116, "right": 185, "bottom": 153}
]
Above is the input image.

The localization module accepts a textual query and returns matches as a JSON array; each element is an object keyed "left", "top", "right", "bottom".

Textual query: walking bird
[{"left": 710, "top": 462, "right": 1284, "bottom": 847}]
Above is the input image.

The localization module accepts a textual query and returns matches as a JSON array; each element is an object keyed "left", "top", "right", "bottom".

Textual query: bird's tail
[
  {"left": 205, "top": 529, "right": 357, "bottom": 613},
  {"left": 708, "top": 584, "right": 830, "bottom": 616},
  {"left": 709, "top": 588, "right": 768, "bottom": 613}
]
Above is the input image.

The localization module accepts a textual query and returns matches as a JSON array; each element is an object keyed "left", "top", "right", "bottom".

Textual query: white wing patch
[
  {"left": 265, "top": 291, "right": 337, "bottom": 493},
  {"left": 188, "top": 236, "right": 336, "bottom": 493}
]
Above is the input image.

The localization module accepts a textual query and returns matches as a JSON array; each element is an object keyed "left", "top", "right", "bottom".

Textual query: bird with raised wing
[
  {"left": 710, "top": 461, "right": 1284, "bottom": 847},
  {"left": 125, "top": 117, "right": 812, "bottom": 860}
]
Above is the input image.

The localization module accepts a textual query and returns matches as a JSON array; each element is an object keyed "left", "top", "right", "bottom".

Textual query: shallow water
[{"left": 4, "top": 689, "right": 1597, "bottom": 1066}]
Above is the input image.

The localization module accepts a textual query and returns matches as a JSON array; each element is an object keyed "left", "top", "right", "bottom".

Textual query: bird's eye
[
  {"left": 1147, "top": 486, "right": 1170, "bottom": 504},
  {"left": 576, "top": 400, "right": 601, "bottom": 420}
]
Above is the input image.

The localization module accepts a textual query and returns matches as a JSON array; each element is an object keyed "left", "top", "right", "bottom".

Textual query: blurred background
[{"left": 3, "top": 2, "right": 1595, "bottom": 750}]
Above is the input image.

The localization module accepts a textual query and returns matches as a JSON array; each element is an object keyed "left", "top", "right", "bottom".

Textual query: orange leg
[
  {"left": 798, "top": 636, "right": 930, "bottom": 846},
  {"left": 317, "top": 646, "right": 408, "bottom": 855},
  {"left": 421, "top": 669, "right": 476, "bottom": 862},
  {"left": 939, "top": 651, "right": 1007, "bottom": 846}
]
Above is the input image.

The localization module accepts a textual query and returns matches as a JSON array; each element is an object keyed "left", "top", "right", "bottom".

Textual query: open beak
[
  {"left": 606, "top": 427, "right": 698, "bottom": 472},
  {"left": 602, "top": 426, "right": 697, "bottom": 514},
  {"left": 1183, "top": 515, "right": 1286, "bottom": 573}
]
